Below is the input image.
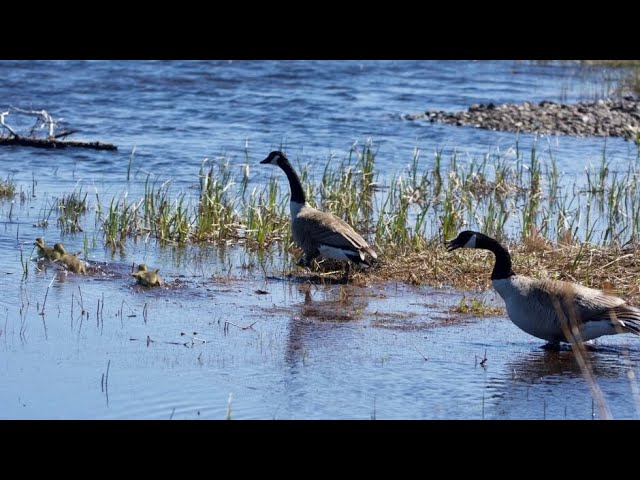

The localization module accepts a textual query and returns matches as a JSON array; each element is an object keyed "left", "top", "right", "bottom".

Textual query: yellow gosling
[
  {"left": 131, "top": 264, "right": 162, "bottom": 287},
  {"left": 53, "top": 244, "right": 87, "bottom": 274},
  {"left": 34, "top": 238, "right": 61, "bottom": 260}
]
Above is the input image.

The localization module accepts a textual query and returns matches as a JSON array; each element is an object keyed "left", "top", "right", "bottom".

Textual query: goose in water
[
  {"left": 445, "top": 230, "right": 640, "bottom": 346},
  {"left": 131, "top": 264, "right": 162, "bottom": 287},
  {"left": 53, "top": 243, "right": 87, "bottom": 274},
  {"left": 260, "top": 151, "right": 377, "bottom": 275},
  {"left": 34, "top": 238, "right": 61, "bottom": 261}
]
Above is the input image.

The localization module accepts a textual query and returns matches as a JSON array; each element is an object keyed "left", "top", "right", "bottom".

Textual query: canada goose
[
  {"left": 445, "top": 230, "right": 640, "bottom": 345},
  {"left": 131, "top": 264, "right": 162, "bottom": 287},
  {"left": 260, "top": 151, "right": 377, "bottom": 274},
  {"left": 34, "top": 238, "right": 61, "bottom": 261},
  {"left": 53, "top": 243, "right": 87, "bottom": 274}
]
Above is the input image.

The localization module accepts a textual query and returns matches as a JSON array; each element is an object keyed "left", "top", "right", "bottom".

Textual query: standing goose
[
  {"left": 260, "top": 151, "right": 377, "bottom": 273},
  {"left": 445, "top": 230, "right": 640, "bottom": 346}
]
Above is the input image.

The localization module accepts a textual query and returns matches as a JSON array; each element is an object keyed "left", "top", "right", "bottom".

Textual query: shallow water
[{"left": 1, "top": 60, "right": 639, "bottom": 419}]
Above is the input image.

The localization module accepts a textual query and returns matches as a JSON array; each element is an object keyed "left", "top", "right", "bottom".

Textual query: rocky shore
[{"left": 406, "top": 97, "right": 640, "bottom": 140}]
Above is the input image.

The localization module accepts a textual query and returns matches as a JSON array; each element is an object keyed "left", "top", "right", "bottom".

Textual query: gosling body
[
  {"left": 34, "top": 238, "right": 61, "bottom": 261},
  {"left": 53, "top": 243, "right": 87, "bottom": 274},
  {"left": 131, "top": 264, "right": 162, "bottom": 287}
]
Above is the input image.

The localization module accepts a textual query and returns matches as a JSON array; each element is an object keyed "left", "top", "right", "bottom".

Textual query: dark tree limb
[
  {"left": 0, "top": 107, "right": 117, "bottom": 151},
  {"left": 0, "top": 136, "right": 117, "bottom": 151}
]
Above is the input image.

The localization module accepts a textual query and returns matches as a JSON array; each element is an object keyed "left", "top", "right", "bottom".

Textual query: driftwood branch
[
  {"left": 0, "top": 136, "right": 117, "bottom": 151},
  {"left": 0, "top": 111, "right": 18, "bottom": 136},
  {"left": 11, "top": 107, "right": 57, "bottom": 138},
  {"left": 0, "top": 107, "right": 117, "bottom": 151},
  {"left": 53, "top": 129, "right": 79, "bottom": 139}
]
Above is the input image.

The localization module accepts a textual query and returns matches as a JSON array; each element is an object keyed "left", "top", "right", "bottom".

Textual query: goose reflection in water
[
  {"left": 508, "top": 347, "right": 636, "bottom": 381},
  {"left": 485, "top": 346, "right": 640, "bottom": 419},
  {"left": 285, "top": 284, "right": 370, "bottom": 366}
]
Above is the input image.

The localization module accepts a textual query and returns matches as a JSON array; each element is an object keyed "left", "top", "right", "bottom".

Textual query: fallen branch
[
  {"left": 0, "top": 136, "right": 117, "bottom": 151},
  {"left": 0, "top": 107, "right": 117, "bottom": 151},
  {"left": 0, "top": 111, "right": 17, "bottom": 136}
]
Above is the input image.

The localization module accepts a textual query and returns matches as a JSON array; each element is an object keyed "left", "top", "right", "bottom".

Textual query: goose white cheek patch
[{"left": 464, "top": 234, "right": 477, "bottom": 248}]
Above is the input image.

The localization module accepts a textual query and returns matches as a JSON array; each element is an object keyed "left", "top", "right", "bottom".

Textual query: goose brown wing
[
  {"left": 537, "top": 279, "right": 638, "bottom": 326},
  {"left": 294, "top": 210, "right": 371, "bottom": 253}
]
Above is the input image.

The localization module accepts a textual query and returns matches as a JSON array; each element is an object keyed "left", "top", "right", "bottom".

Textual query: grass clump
[
  {"left": 450, "top": 296, "right": 503, "bottom": 316},
  {"left": 57, "top": 187, "right": 88, "bottom": 233},
  {"left": 0, "top": 176, "right": 16, "bottom": 198}
]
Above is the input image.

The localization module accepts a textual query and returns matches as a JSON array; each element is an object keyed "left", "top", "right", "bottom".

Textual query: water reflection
[
  {"left": 486, "top": 346, "right": 640, "bottom": 419},
  {"left": 508, "top": 348, "right": 634, "bottom": 381},
  {"left": 285, "top": 284, "right": 370, "bottom": 365},
  {"left": 279, "top": 283, "right": 379, "bottom": 418}
]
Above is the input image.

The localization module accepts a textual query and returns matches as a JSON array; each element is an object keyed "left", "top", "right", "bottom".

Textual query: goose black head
[
  {"left": 445, "top": 230, "right": 481, "bottom": 252},
  {"left": 260, "top": 151, "right": 287, "bottom": 166}
]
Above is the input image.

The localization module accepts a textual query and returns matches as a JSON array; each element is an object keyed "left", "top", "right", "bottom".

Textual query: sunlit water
[{"left": 1, "top": 60, "right": 639, "bottom": 419}]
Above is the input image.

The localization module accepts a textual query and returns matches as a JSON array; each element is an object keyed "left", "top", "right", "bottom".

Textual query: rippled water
[{"left": 1, "top": 60, "right": 639, "bottom": 419}]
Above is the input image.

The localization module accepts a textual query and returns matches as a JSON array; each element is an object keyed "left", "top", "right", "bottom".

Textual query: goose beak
[
  {"left": 445, "top": 239, "right": 461, "bottom": 252},
  {"left": 259, "top": 156, "right": 270, "bottom": 164}
]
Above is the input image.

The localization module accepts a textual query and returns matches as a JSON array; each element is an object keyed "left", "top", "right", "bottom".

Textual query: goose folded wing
[
  {"left": 562, "top": 285, "right": 640, "bottom": 326},
  {"left": 294, "top": 214, "right": 369, "bottom": 251},
  {"left": 527, "top": 280, "right": 623, "bottom": 321}
]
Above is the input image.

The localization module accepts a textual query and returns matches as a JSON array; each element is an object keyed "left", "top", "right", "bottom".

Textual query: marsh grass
[
  {"left": 0, "top": 176, "right": 16, "bottom": 198},
  {"left": 34, "top": 139, "right": 640, "bottom": 298},
  {"left": 576, "top": 60, "right": 640, "bottom": 95},
  {"left": 57, "top": 186, "right": 88, "bottom": 233},
  {"left": 451, "top": 296, "right": 503, "bottom": 316}
]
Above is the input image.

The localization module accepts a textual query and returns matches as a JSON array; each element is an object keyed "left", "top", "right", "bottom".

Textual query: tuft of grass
[
  {"left": 57, "top": 186, "right": 88, "bottom": 233},
  {"left": 127, "top": 146, "right": 136, "bottom": 181},
  {"left": 0, "top": 176, "right": 16, "bottom": 198},
  {"left": 451, "top": 296, "right": 503, "bottom": 316}
]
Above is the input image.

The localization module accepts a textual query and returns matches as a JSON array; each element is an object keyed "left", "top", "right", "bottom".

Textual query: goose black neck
[
  {"left": 279, "top": 158, "right": 306, "bottom": 204},
  {"left": 479, "top": 235, "right": 514, "bottom": 280}
]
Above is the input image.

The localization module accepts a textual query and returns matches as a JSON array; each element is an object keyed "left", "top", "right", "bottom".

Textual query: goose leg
[
  {"left": 297, "top": 251, "right": 319, "bottom": 269},
  {"left": 342, "top": 262, "right": 351, "bottom": 283}
]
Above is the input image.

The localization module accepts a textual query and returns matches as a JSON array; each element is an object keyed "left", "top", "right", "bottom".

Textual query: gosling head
[{"left": 53, "top": 243, "right": 67, "bottom": 254}]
